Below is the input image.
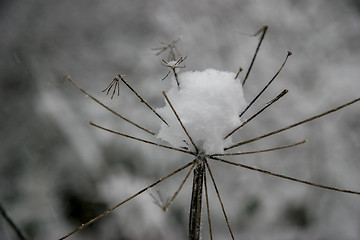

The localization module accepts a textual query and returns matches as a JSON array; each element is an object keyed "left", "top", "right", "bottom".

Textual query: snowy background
[{"left": 1, "top": 0, "right": 360, "bottom": 239}]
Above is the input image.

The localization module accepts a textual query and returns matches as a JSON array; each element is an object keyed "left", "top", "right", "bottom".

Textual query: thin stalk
[
  {"left": 239, "top": 51, "right": 292, "bottom": 118},
  {"left": 189, "top": 158, "right": 205, "bottom": 240},
  {"left": 205, "top": 160, "right": 235, "bottom": 239},
  {"left": 203, "top": 168, "right": 213, "bottom": 240},
  {"left": 117, "top": 74, "right": 169, "bottom": 126},
  {"left": 102, "top": 78, "right": 120, "bottom": 99},
  {"left": 226, "top": 97, "right": 360, "bottom": 151},
  {"left": 234, "top": 67, "right": 243, "bottom": 80},
  {"left": 242, "top": 25, "right": 268, "bottom": 86},
  {"left": 210, "top": 156, "right": 360, "bottom": 195},
  {"left": 162, "top": 91, "right": 199, "bottom": 153},
  {"left": 225, "top": 89, "right": 288, "bottom": 139},
  {"left": 59, "top": 159, "right": 196, "bottom": 240},
  {"left": 163, "top": 162, "right": 196, "bottom": 211},
  {"left": 214, "top": 140, "right": 306, "bottom": 157},
  {"left": 89, "top": 122, "right": 195, "bottom": 156}
]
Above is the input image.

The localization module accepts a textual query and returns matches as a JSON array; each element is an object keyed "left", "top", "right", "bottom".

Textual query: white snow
[{"left": 157, "top": 68, "right": 247, "bottom": 154}]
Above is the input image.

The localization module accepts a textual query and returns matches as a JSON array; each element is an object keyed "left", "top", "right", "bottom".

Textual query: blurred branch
[{"left": 0, "top": 201, "right": 28, "bottom": 240}]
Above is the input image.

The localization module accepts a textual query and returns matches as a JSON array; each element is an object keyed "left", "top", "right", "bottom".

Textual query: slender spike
[
  {"left": 103, "top": 79, "right": 120, "bottom": 98},
  {"left": 117, "top": 74, "right": 169, "bottom": 126},
  {"left": 58, "top": 160, "right": 196, "bottom": 240},
  {"left": 242, "top": 25, "right": 268, "bottom": 86},
  {"left": 117, "top": 79, "right": 120, "bottom": 97},
  {"left": 210, "top": 156, "right": 360, "bottom": 195},
  {"left": 235, "top": 67, "right": 243, "bottom": 80},
  {"left": 161, "top": 71, "right": 171, "bottom": 81},
  {"left": 225, "top": 89, "right": 288, "bottom": 139},
  {"left": 205, "top": 160, "right": 235, "bottom": 240},
  {"left": 110, "top": 80, "right": 119, "bottom": 100},
  {"left": 102, "top": 79, "right": 114, "bottom": 94},
  {"left": 89, "top": 122, "right": 195, "bottom": 156},
  {"left": 162, "top": 91, "right": 199, "bottom": 153},
  {"left": 65, "top": 75, "right": 156, "bottom": 136},
  {"left": 163, "top": 162, "right": 196, "bottom": 211},
  {"left": 226, "top": 97, "right": 360, "bottom": 151},
  {"left": 239, "top": 51, "right": 292, "bottom": 118},
  {"left": 0, "top": 202, "right": 28, "bottom": 240},
  {"left": 173, "top": 69, "right": 180, "bottom": 87},
  {"left": 203, "top": 168, "right": 213, "bottom": 240},
  {"left": 214, "top": 140, "right": 306, "bottom": 156}
]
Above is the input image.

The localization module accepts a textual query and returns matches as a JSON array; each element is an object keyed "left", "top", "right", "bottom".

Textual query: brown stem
[{"left": 189, "top": 158, "right": 205, "bottom": 240}]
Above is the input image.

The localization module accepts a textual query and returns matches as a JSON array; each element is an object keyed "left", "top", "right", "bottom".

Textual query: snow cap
[{"left": 157, "top": 68, "right": 247, "bottom": 155}]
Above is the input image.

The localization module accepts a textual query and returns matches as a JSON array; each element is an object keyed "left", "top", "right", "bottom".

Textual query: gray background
[{"left": 1, "top": 0, "right": 360, "bottom": 239}]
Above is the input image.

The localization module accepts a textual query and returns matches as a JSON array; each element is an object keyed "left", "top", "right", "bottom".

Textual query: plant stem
[{"left": 189, "top": 158, "right": 205, "bottom": 240}]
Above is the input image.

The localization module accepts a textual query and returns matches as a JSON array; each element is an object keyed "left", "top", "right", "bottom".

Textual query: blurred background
[{"left": 1, "top": 0, "right": 360, "bottom": 239}]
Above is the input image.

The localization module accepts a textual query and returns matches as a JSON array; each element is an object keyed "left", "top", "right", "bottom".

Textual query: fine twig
[
  {"left": 239, "top": 51, "right": 292, "bottom": 118},
  {"left": 226, "top": 97, "right": 360, "bottom": 151},
  {"left": 89, "top": 122, "right": 195, "bottom": 156},
  {"left": 59, "top": 159, "right": 197, "bottom": 240},
  {"left": 162, "top": 91, "right": 199, "bottom": 153},
  {"left": 203, "top": 168, "right": 213, "bottom": 240},
  {"left": 234, "top": 67, "right": 243, "bottom": 80},
  {"left": 225, "top": 89, "right": 288, "bottom": 139},
  {"left": 0, "top": 201, "right": 28, "bottom": 240},
  {"left": 210, "top": 156, "right": 360, "bottom": 195},
  {"left": 162, "top": 162, "right": 196, "bottom": 211},
  {"left": 65, "top": 75, "right": 156, "bottom": 136},
  {"left": 152, "top": 38, "right": 181, "bottom": 61},
  {"left": 117, "top": 74, "right": 169, "bottom": 126},
  {"left": 205, "top": 160, "right": 235, "bottom": 240},
  {"left": 213, "top": 140, "right": 306, "bottom": 156},
  {"left": 161, "top": 71, "right": 171, "bottom": 81},
  {"left": 161, "top": 57, "right": 187, "bottom": 87},
  {"left": 102, "top": 78, "right": 120, "bottom": 99},
  {"left": 242, "top": 25, "right": 268, "bottom": 86}
]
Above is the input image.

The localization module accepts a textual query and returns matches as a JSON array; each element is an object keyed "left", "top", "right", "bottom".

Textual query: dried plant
[{"left": 59, "top": 27, "right": 359, "bottom": 240}]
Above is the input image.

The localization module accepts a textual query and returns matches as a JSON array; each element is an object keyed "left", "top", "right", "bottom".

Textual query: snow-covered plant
[{"left": 60, "top": 26, "right": 360, "bottom": 240}]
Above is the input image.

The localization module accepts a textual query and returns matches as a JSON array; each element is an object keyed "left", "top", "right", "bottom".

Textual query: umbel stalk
[{"left": 189, "top": 158, "right": 205, "bottom": 240}]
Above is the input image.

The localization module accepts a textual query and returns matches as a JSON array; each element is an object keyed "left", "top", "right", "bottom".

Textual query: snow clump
[{"left": 157, "top": 68, "right": 247, "bottom": 155}]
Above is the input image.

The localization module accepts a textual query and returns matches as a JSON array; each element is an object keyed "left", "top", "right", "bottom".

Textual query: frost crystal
[{"left": 157, "top": 68, "right": 247, "bottom": 154}]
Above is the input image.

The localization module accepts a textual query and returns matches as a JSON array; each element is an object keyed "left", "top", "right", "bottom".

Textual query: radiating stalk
[{"left": 189, "top": 158, "right": 205, "bottom": 240}]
